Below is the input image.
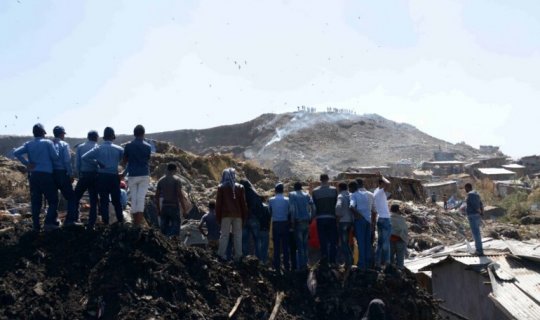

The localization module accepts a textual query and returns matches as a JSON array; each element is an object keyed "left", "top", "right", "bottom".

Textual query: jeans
[
  {"left": 29, "top": 172, "right": 58, "bottom": 230},
  {"left": 375, "top": 218, "right": 391, "bottom": 267},
  {"left": 317, "top": 218, "right": 338, "bottom": 263},
  {"left": 289, "top": 229, "right": 297, "bottom": 271},
  {"left": 73, "top": 172, "right": 98, "bottom": 226},
  {"left": 128, "top": 175, "right": 149, "bottom": 213},
  {"left": 339, "top": 222, "right": 354, "bottom": 267},
  {"left": 272, "top": 221, "right": 290, "bottom": 271},
  {"left": 97, "top": 173, "right": 123, "bottom": 224},
  {"left": 294, "top": 221, "right": 309, "bottom": 270},
  {"left": 218, "top": 217, "right": 243, "bottom": 260},
  {"left": 53, "top": 170, "right": 77, "bottom": 223},
  {"left": 468, "top": 214, "right": 483, "bottom": 255},
  {"left": 354, "top": 218, "right": 372, "bottom": 269},
  {"left": 391, "top": 240, "right": 407, "bottom": 269},
  {"left": 259, "top": 230, "right": 270, "bottom": 264},
  {"left": 242, "top": 217, "right": 261, "bottom": 258},
  {"left": 160, "top": 206, "right": 180, "bottom": 236}
]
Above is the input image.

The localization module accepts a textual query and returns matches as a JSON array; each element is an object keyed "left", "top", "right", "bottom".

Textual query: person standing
[
  {"left": 288, "top": 181, "right": 312, "bottom": 271},
  {"left": 82, "top": 127, "right": 124, "bottom": 225},
  {"left": 259, "top": 196, "right": 272, "bottom": 264},
  {"left": 311, "top": 174, "right": 338, "bottom": 264},
  {"left": 464, "top": 183, "right": 484, "bottom": 255},
  {"left": 155, "top": 163, "right": 189, "bottom": 236},
  {"left": 13, "top": 124, "right": 59, "bottom": 232},
  {"left": 216, "top": 168, "right": 247, "bottom": 261},
  {"left": 123, "top": 125, "right": 152, "bottom": 225},
  {"left": 390, "top": 204, "right": 408, "bottom": 269},
  {"left": 350, "top": 179, "right": 376, "bottom": 270},
  {"left": 269, "top": 183, "right": 290, "bottom": 271},
  {"left": 50, "top": 126, "right": 77, "bottom": 226},
  {"left": 335, "top": 181, "right": 353, "bottom": 268},
  {"left": 73, "top": 130, "right": 99, "bottom": 228},
  {"left": 239, "top": 179, "right": 262, "bottom": 258},
  {"left": 374, "top": 177, "right": 392, "bottom": 268},
  {"left": 199, "top": 201, "right": 220, "bottom": 251}
]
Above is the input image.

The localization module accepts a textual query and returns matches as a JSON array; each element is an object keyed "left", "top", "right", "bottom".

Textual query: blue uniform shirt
[
  {"left": 82, "top": 141, "right": 124, "bottom": 174},
  {"left": 269, "top": 193, "right": 289, "bottom": 222},
  {"left": 13, "top": 138, "right": 59, "bottom": 173},
  {"left": 52, "top": 138, "right": 73, "bottom": 176},
  {"left": 76, "top": 140, "right": 98, "bottom": 175},
  {"left": 288, "top": 190, "right": 312, "bottom": 221},
  {"left": 123, "top": 138, "right": 152, "bottom": 177}
]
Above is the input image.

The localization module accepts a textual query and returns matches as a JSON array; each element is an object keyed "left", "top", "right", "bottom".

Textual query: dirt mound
[{"left": 0, "top": 223, "right": 439, "bottom": 320}]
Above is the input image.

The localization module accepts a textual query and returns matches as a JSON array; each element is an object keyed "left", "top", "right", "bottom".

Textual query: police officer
[
  {"left": 52, "top": 126, "right": 78, "bottom": 226},
  {"left": 73, "top": 130, "right": 99, "bottom": 228}
]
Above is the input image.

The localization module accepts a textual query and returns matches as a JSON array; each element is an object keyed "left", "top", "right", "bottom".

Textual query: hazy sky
[{"left": 1, "top": 0, "right": 539, "bottom": 158}]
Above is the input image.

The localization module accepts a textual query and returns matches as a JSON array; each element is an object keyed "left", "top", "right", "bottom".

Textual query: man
[
  {"left": 123, "top": 124, "right": 152, "bottom": 225},
  {"left": 335, "top": 181, "right": 353, "bottom": 268},
  {"left": 51, "top": 126, "right": 77, "bottom": 226},
  {"left": 464, "top": 183, "right": 484, "bottom": 255},
  {"left": 373, "top": 177, "right": 392, "bottom": 268},
  {"left": 390, "top": 204, "right": 408, "bottom": 269},
  {"left": 350, "top": 179, "right": 376, "bottom": 270},
  {"left": 311, "top": 174, "right": 338, "bottom": 264},
  {"left": 288, "top": 181, "right": 312, "bottom": 270},
  {"left": 269, "top": 182, "right": 290, "bottom": 271},
  {"left": 259, "top": 195, "right": 272, "bottom": 264},
  {"left": 216, "top": 168, "right": 247, "bottom": 261},
  {"left": 73, "top": 130, "right": 99, "bottom": 228},
  {"left": 13, "top": 124, "right": 59, "bottom": 232},
  {"left": 239, "top": 179, "right": 262, "bottom": 258},
  {"left": 82, "top": 127, "right": 124, "bottom": 225},
  {"left": 155, "top": 163, "right": 188, "bottom": 236},
  {"left": 199, "top": 200, "right": 220, "bottom": 251}
]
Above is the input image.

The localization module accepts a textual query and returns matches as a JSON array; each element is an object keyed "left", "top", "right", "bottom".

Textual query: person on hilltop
[
  {"left": 389, "top": 204, "right": 408, "bottom": 269},
  {"left": 199, "top": 200, "right": 220, "bottom": 251},
  {"left": 374, "top": 176, "right": 392, "bottom": 269},
  {"left": 350, "top": 179, "right": 376, "bottom": 270},
  {"left": 122, "top": 124, "right": 152, "bottom": 225},
  {"left": 239, "top": 179, "right": 263, "bottom": 259},
  {"left": 269, "top": 182, "right": 290, "bottom": 271},
  {"left": 82, "top": 127, "right": 124, "bottom": 225},
  {"left": 155, "top": 163, "right": 189, "bottom": 236},
  {"left": 335, "top": 181, "right": 353, "bottom": 268},
  {"left": 13, "top": 123, "right": 60, "bottom": 232},
  {"left": 311, "top": 173, "right": 338, "bottom": 264},
  {"left": 73, "top": 130, "right": 100, "bottom": 229},
  {"left": 51, "top": 126, "right": 78, "bottom": 226},
  {"left": 288, "top": 181, "right": 312, "bottom": 271},
  {"left": 216, "top": 168, "right": 247, "bottom": 261},
  {"left": 464, "top": 183, "right": 485, "bottom": 256}
]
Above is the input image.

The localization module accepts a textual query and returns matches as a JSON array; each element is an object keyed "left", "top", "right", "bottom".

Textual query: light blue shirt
[
  {"left": 288, "top": 190, "right": 312, "bottom": 221},
  {"left": 350, "top": 188, "right": 375, "bottom": 223},
  {"left": 76, "top": 140, "right": 98, "bottom": 175},
  {"left": 269, "top": 193, "right": 289, "bottom": 222},
  {"left": 13, "top": 138, "right": 59, "bottom": 173},
  {"left": 123, "top": 138, "right": 152, "bottom": 177},
  {"left": 52, "top": 138, "right": 73, "bottom": 176},
  {"left": 82, "top": 141, "right": 124, "bottom": 175}
]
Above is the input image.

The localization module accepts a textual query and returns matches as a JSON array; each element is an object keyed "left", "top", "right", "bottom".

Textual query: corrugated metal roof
[
  {"left": 505, "top": 239, "right": 540, "bottom": 263},
  {"left": 477, "top": 168, "right": 516, "bottom": 175},
  {"left": 423, "top": 181, "right": 457, "bottom": 188},
  {"left": 490, "top": 255, "right": 540, "bottom": 305},
  {"left": 502, "top": 164, "right": 526, "bottom": 169},
  {"left": 425, "top": 161, "right": 466, "bottom": 165}
]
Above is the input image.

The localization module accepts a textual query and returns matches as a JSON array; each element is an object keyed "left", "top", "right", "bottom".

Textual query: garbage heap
[{"left": 0, "top": 223, "right": 440, "bottom": 320}]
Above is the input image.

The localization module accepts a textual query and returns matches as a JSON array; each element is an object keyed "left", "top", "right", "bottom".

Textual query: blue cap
[
  {"left": 32, "top": 123, "right": 46, "bottom": 137},
  {"left": 87, "top": 130, "right": 98, "bottom": 141},
  {"left": 53, "top": 125, "right": 66, "bottom": 137}
]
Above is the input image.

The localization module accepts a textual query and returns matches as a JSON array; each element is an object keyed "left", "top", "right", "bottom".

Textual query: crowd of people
[{"left": 13, "top": 122, "right": 485, "bottom": 273}]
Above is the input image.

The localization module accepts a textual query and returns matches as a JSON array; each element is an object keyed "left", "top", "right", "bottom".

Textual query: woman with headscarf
[
  {"left": 239, "top": 179, "right": 263, "bottom": 259},
  {"left": 216, "top": 168, "right": 248, "bottom": 261}
]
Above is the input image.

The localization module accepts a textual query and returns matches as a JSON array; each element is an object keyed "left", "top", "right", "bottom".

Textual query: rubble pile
[{"left": 0, "top": 223, "right": 439, "bottom": 320}]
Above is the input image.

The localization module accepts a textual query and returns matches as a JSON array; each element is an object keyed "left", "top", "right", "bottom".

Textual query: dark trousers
[
  {"left": 354, "top": 218, "right": 372, "bottom": 269},
  {"left": 289, "top": 229, "right": 297, "bottom": 270},
  {"left": 242, "top": 217, "right": 261, "bottom": 258},
  {"left": 73, "top": 172, "right": 98, "bottom": 226},
  {"left": 29, "top": 172, "right": 58, "bottom": 230},
  {"left": 53, "top": 170, "right": 77, "bottom": 221},
  {"left": 272, "top": 221, "right": 290, "bottom": 271},
  {"left": 97, "top": 173, "right": 123, "bottom": 224},
  {"left": 160, "top": 206, "right": 181, "bottom": 236},
  {"left": 317, "top": 218, "right": 338, "bottom": 263}
]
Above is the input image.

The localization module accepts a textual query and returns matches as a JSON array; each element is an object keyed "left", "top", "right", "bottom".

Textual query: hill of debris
[{"left": 0, "top": 223, "right": 440, "bottom": 320}]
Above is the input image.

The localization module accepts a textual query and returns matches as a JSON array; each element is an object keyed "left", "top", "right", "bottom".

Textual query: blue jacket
[
  {"left": 269, "top": 194, "right": 289, "bottom": 222},
  {"left": 288, "top": 190, "right": 312, "bottom": 221},
  {"left": 466, "top": 191, "right": 484, "bottom": 216},
  {"left": 13, "top": 138, "right": 59, "bottom": 173},
  {"left": 52, "top": 138, "right": 73, "bottom": 176},
  {"left": 76, "top": 140, "right": 98, "bottom": 175},
  {"left": 82, "top": 141, "right": 124, "bottom": 174},
  {"left": 123, "top": 138, "right": 152, "bottom": 177}
]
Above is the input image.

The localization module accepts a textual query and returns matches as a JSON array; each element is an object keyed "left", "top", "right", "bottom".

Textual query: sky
[{"left": 1, "top": 0, "right": 539, "bottom": 159}]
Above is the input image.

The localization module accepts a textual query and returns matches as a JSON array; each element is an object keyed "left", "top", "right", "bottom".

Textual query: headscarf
[
  {"left": 362, "top": 299, "right": 386, "bottom": 320},
  {"left": 220, "top": 168, "right": 237, "bottom": 199}
]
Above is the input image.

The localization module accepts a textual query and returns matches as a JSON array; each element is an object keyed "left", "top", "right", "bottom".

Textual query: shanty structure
[
  {"left": 476, "top": 168, "right": 517, "bottom": 181},
  {"left": 502, "top": 164, "right": 526, "bottom": 178},
  {"left": 406, "top": 239, "right": 540, "bottom": 320},
  {"left": 335, "top": 172, "right": 425, "bottom": 202},
  {"left": 422, "top": 161, "right": 466, "bottom": 176},
  {"left": 422, "top": 181, "right": 458, "bottom": 199}
]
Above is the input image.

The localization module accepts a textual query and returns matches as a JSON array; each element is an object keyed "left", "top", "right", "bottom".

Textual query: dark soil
[{"left": 0, "top": 222, "right": 439, "bottom": 320}]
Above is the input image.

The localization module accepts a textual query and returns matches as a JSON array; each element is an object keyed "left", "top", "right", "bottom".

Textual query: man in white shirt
[{"left": 373, "top": 177, "right": 392, "bottom": 268}]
